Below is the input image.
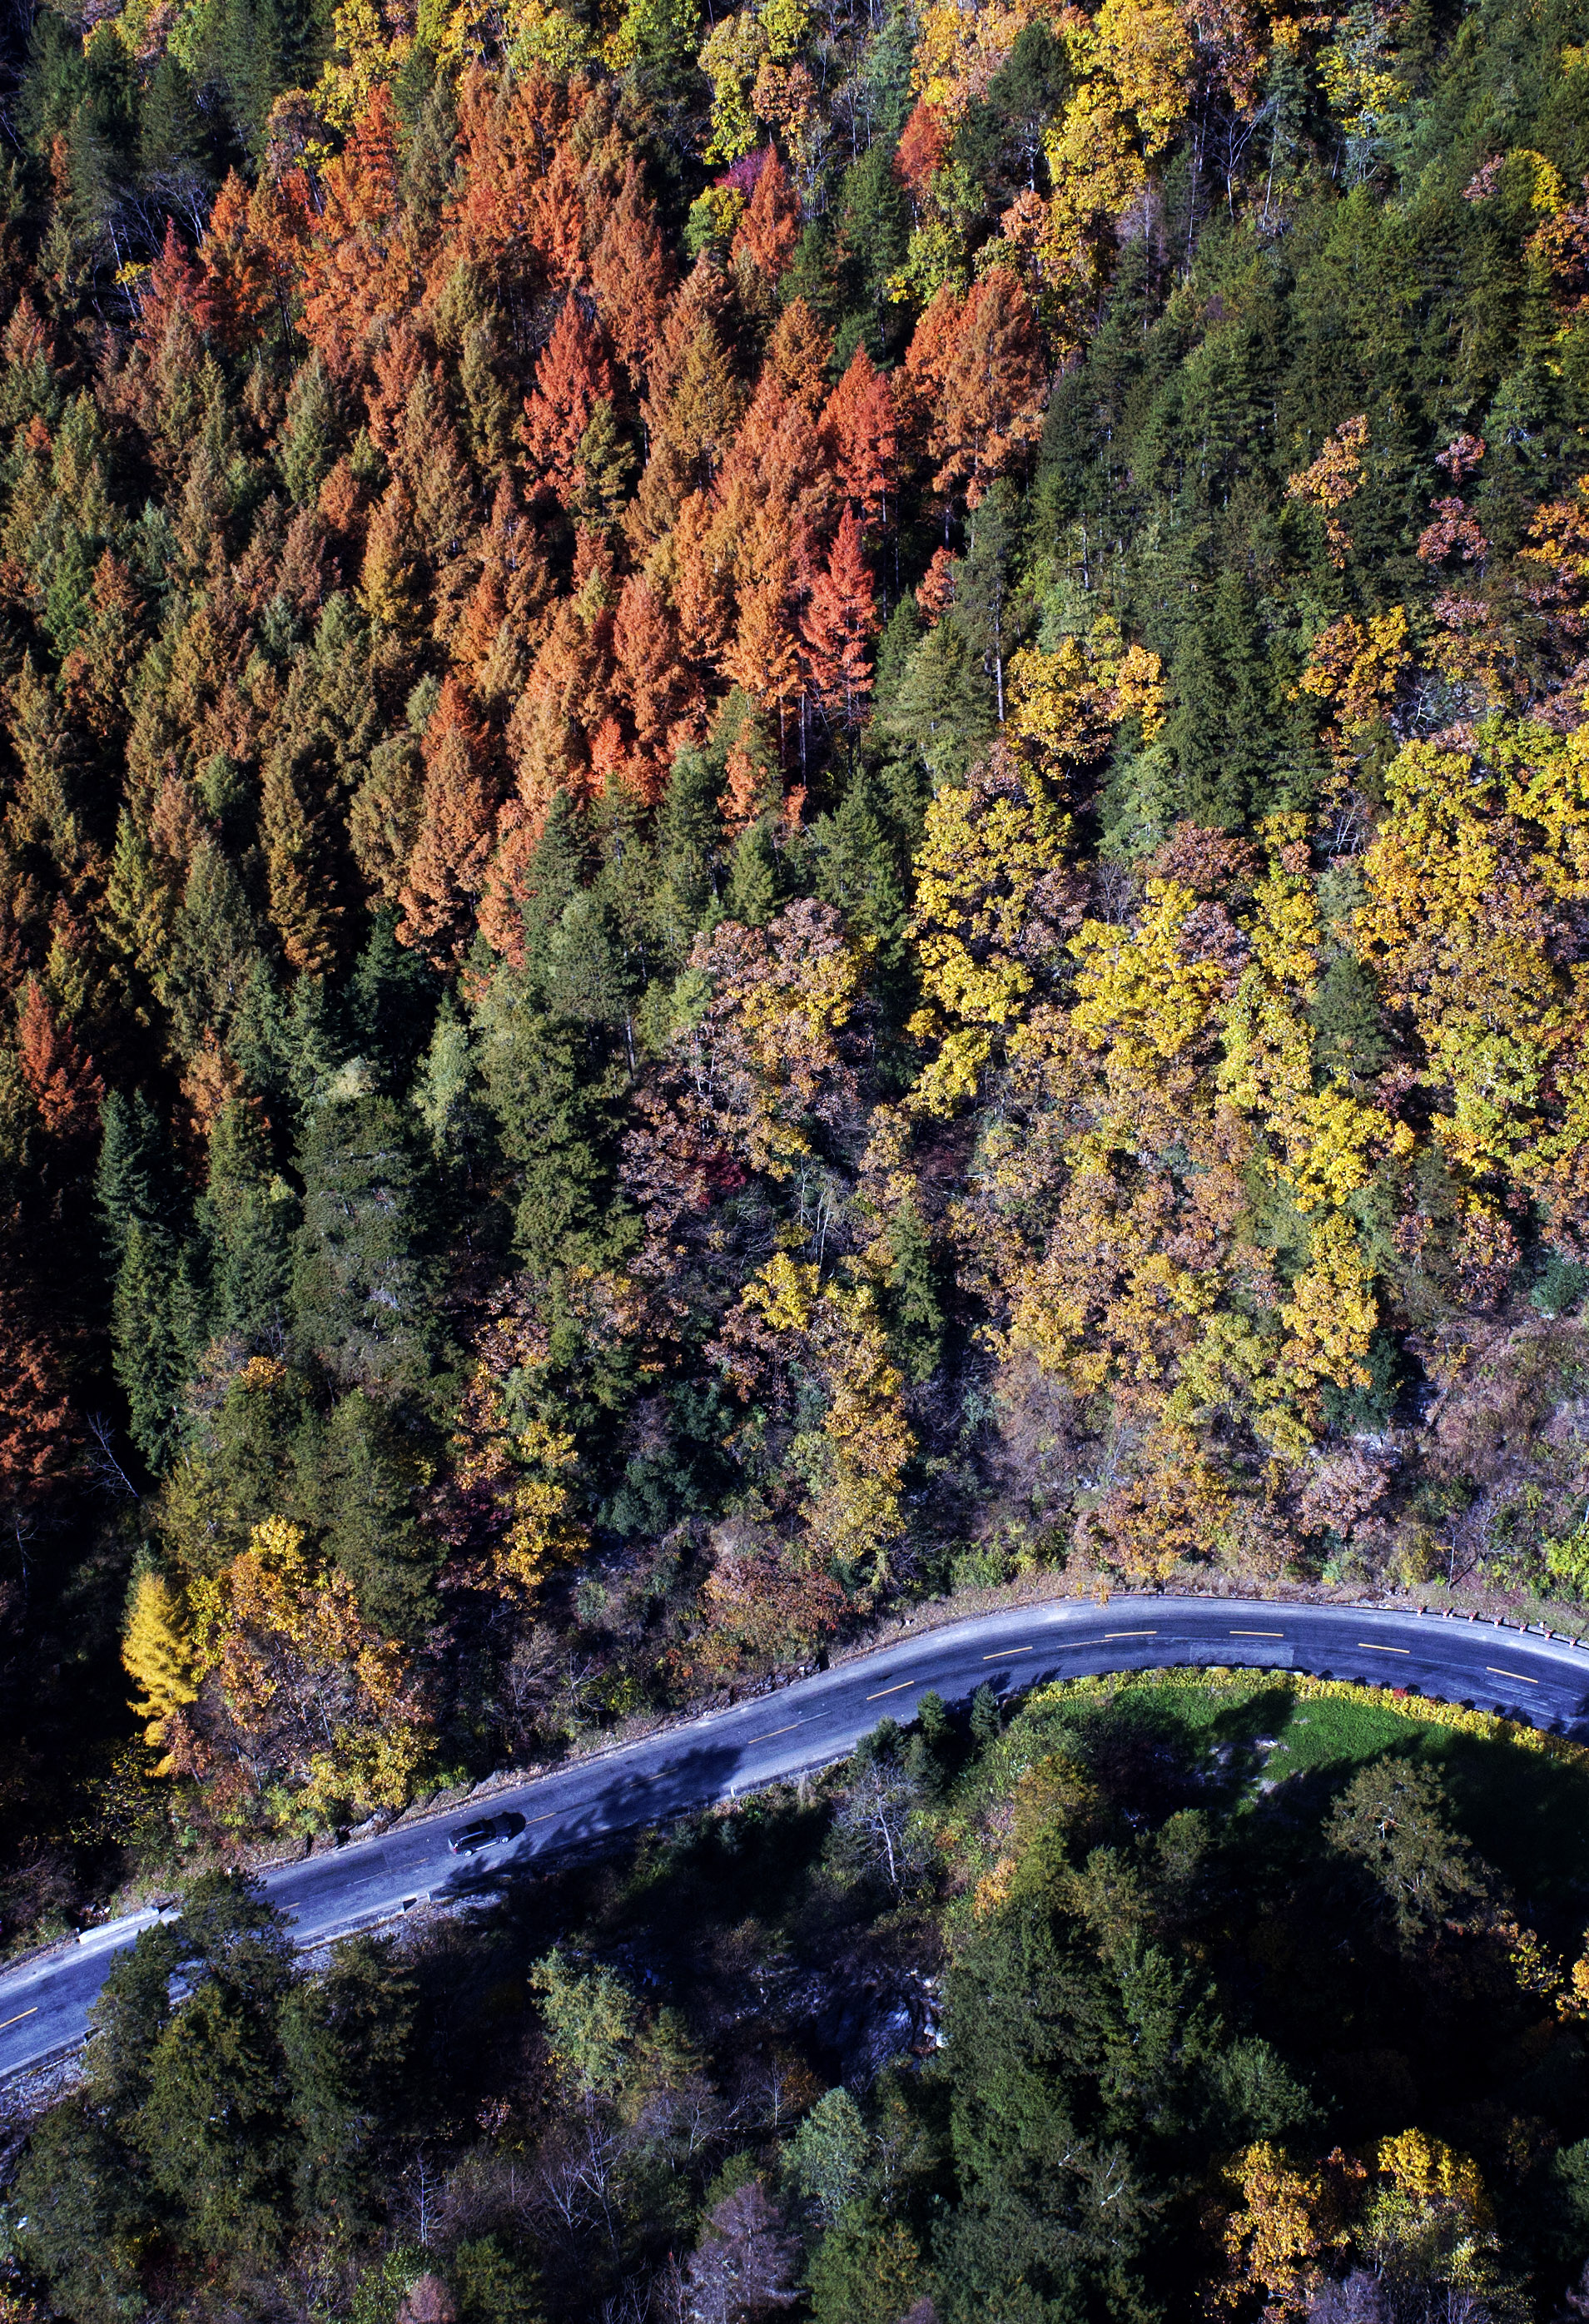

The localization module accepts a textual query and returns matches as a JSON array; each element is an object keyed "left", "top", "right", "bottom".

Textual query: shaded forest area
[
  {"left": 17, "top": 1676, "right": 1589, "bottom": 2322},
  {"left": 1, "top": 0, "right": 1589, "bottom": 1937}
]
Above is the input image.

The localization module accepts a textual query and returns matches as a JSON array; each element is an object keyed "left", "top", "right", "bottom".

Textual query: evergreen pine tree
[
  {"left": 292, "top": 1088, "right": 435, "bottom": 1398},
  {"left": 113, "top": 1219, "right": 189, "bottom": 1472},
  {"left": 648, "top": 745, "right": 722, "bottom": 971},
  {"left": 346, "top": 909, "right": 439, "bottom": 1091},
  {"left": 724, "top": 819, "right": 780, "bottom": 926},
  {"left": 198, "top": 1099, "right": 295, "bottom": 1348},
  {"left": 97, "top": 1090, "right": 181, "bottom": 1264},
  {"left": 479, "top": 994, "right": 630, "bottom": 1274},
  {"left": 521, "top": 788, "right": 588, "bottom": 999},
  {"left": 311, "top": 1389, "right": 435, "bottom": 1637}
]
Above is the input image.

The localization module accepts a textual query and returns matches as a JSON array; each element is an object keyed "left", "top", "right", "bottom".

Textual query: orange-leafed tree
[
  {"left": 895, "top": 279, "right": 963, "bottom": 466},
  {"left": 440, "top": 62, "right": 572, "bottom": 289},
  {"left": 731, "top": 146, "right": 802, "bottom": 286},
  {"left": 611, "top": 574, "right": 687, "bottom": 802},
  {"left": 0, "top": 1286, "right": 75, "bottom": 1511},
  {"left": 931, "top": 268, "right": 1046, "bottom": 509},
  {"left": 821, "top": 345, "right": 901, "bottom": 532},
  {"left": 723, "top": 507, "right": 802, "bottom": 745},
  {"left": 895, "top": 97, "right": 948, "bottom": 213},
  {"left": 196, "top": 170, "right": 275, "bottom": 353},
  {"left": 801, "top": 507, "right": 878, "bottom": 732},
  {"left": 299, "top": 83, "right": 410, "bottom": 383},
  {"left": 521, "top": 295, "right": 616, "bottom": 509},
  {"left": 669, "top": 488, "right": 736, "bottom": 688},
  {"left": 452, "top": 474, "right": 550, "bottom": 708},
  {"left": 590, "top": 156, "right": 678, "bottom": 387},
  {"left": 527, "top": 140, "right": 588, "bottom": 292},
  {"left": 134, "top": 218, "right": 209, "bottom": 354},
  {"left": 17, "top": 976, "right": 103, "bottom": 1140},
  {"left": 398, "top": 678, "right": 500, "bottom": 966}
]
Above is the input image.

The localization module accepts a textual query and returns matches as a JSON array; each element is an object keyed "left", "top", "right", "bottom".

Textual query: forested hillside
[
  {"left": 1, "top": 0, "right": 1588, "bottom": 1923},
  {"left": 19, "top": 1674, "right": 1589, "bottom": 2323}
]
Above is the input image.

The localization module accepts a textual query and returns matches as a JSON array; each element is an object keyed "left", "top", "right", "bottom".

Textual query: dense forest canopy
[{"left": 1, "top": 0, "right": 1588, "bottom": 1942}]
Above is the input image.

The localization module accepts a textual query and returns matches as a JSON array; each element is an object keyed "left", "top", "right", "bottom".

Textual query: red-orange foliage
[
  {"left": 732, "top": 147, "right": 802, "bottom": 285},
  {"left": 896, "top": 281, "right": 962, "bottom": 459},
  {"left": 17, "top": 976, "right": 103, "bottom": 1140},
  {"left": 522, "top": 296, "right": 616, "bottom": 507},
  {"left": 135, "top": 219, "right": 207, "bottom": 353},
  {"left": 300, "top": 85, "right": 412, "bottom": 381},
  {"left": 931, "top": 269, "right": 1046, "bottom": 508},
  {"left": 916, "top": 545, "right": 960, "bottom": 623},
  {"left": 590, "top": 156, "right": 678, "bottom": 385},
  {"left": 612, "top": 573, "right": 687, "bottom": 801},
  {"left": 440, "top": 65, "right": 570, "bottom": 286},
  {"left": 398, "top": 678, "right": 500, "bottom": 966},
  {"left": 528, "top": 141, "right": 588, "bottom": 290},
  {"left": 763, "top": 298, "right": 831, "bottom": 418},
  {"left": 669, "top": 489, "right": 735, "bottom": 684},
  {"left": 453, "top": 475, "right": 550, "bottom": 704},
  {"left": 821, "top": 345, "right": 900, "bottom": 529},
  {"left": 0, "top": 1286, "right": 73, "bottom": 1503},
  {"left": 718, "top": 703, "right": 777, "bottom": 837},
  {"left": 895, "top": 97, "right": 948, "bottom": 210},
  {"left": 197, "top": 170, "right": 275, "bottom": 353},
  {"left": 801, "top": 505, "right": 877, "bottom": 731},
  {"left": 723, "top": 506, "right": 800, "bottom": 724}
]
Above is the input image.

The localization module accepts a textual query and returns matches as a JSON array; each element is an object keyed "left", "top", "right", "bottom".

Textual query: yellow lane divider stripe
[
  {"left": 866, "top": 1681, "right": 914, "bottom": 1701},
  {"left": 983, "top": 1646, "right": 1033, "bottom": 1660},
  {"left": 0, "top": 2008, "right": 37, "bottom": 2031},
  {"left": 750, "top": 1723, "right": 803, "bottom": 1741},
  {"left": 1486, "top": 1667, "right": 1539, "bottom": 1684},
  {"left": 1358, "top": 1643, "right": 1410, "bottom": 1654},
  {"left": 1104, "top": 1630, "right": 1157, "bottom": 1639},
  {"left": 1231, "top": 1630, "right": 1285, "bottom": 1638}
]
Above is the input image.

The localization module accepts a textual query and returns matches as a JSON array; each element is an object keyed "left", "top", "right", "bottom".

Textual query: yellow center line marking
[
  {"left": 1104, "top": 1630, "right": 1156, "bottom": 1638},
  {"left": 1231, "top": 1629, "right": 1285, "bottom": 1637},
  {"left": 0, "top": 2008, "right": 37, "bottom": 2031},
  {"left": 983, "top": 1646, "right": 1033, "bottom": 1660},
  {"left": 751, "top": 1722, "right": 803, "bottom": 1741},
  {"left": 866, "top": 1681, "right": 914, "bottom": 1701},
  {"left": 1486, "top": 1666, "right": 1539, "bottom": 1684},
  {"left": 526, "top": 1810, "right": 560, "bottom": 1825},
  {"left": 1358, "top": 1643, "right": 1410, "bottom": 1653}
]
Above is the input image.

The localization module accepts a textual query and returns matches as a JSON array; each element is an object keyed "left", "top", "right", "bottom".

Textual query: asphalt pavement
[{"left": 4, "top": 1592, "right": 1587, "bottom": 2082}]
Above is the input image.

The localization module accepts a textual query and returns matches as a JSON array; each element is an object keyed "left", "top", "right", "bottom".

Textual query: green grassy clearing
[{"left": 996, "top": 1672, "right": 1589, "bottom": 1908}]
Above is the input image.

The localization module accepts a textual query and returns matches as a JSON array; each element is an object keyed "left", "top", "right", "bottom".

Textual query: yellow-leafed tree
[{"left": 122, "top": 1569, "right": 198, "bottom": 1775}]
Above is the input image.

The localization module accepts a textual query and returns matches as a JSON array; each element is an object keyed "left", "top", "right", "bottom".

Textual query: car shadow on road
[{"left": 432, "top": 1735, "right": 752, "bottom": 1904}]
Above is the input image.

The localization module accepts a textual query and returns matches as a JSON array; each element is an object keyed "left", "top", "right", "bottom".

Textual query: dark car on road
[{"left": 448, "top": 1816, "right": 503, "bottom": 1854}]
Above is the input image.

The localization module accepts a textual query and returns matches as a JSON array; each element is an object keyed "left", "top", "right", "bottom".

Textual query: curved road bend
[{"left": 4, "top": 1593, "right": 1588, "bottom": 2082}]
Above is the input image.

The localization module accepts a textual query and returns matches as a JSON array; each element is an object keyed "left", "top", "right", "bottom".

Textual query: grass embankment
[{"left": 996, "top": 1669, "right": 1589, "bottom": 1908}]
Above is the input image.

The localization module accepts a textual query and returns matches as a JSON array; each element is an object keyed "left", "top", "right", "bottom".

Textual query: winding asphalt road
[{"left": 4, "top": 1592, "right": 1588, "bottom": 2082}]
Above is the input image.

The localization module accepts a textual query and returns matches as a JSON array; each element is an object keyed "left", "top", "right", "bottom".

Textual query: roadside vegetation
[
  {"left": 11, "top": 1672, "right": 1589, "bottom": 2323},
  {"left": 4, "top": 0, "right": 1589, "bottom": 1964}
]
